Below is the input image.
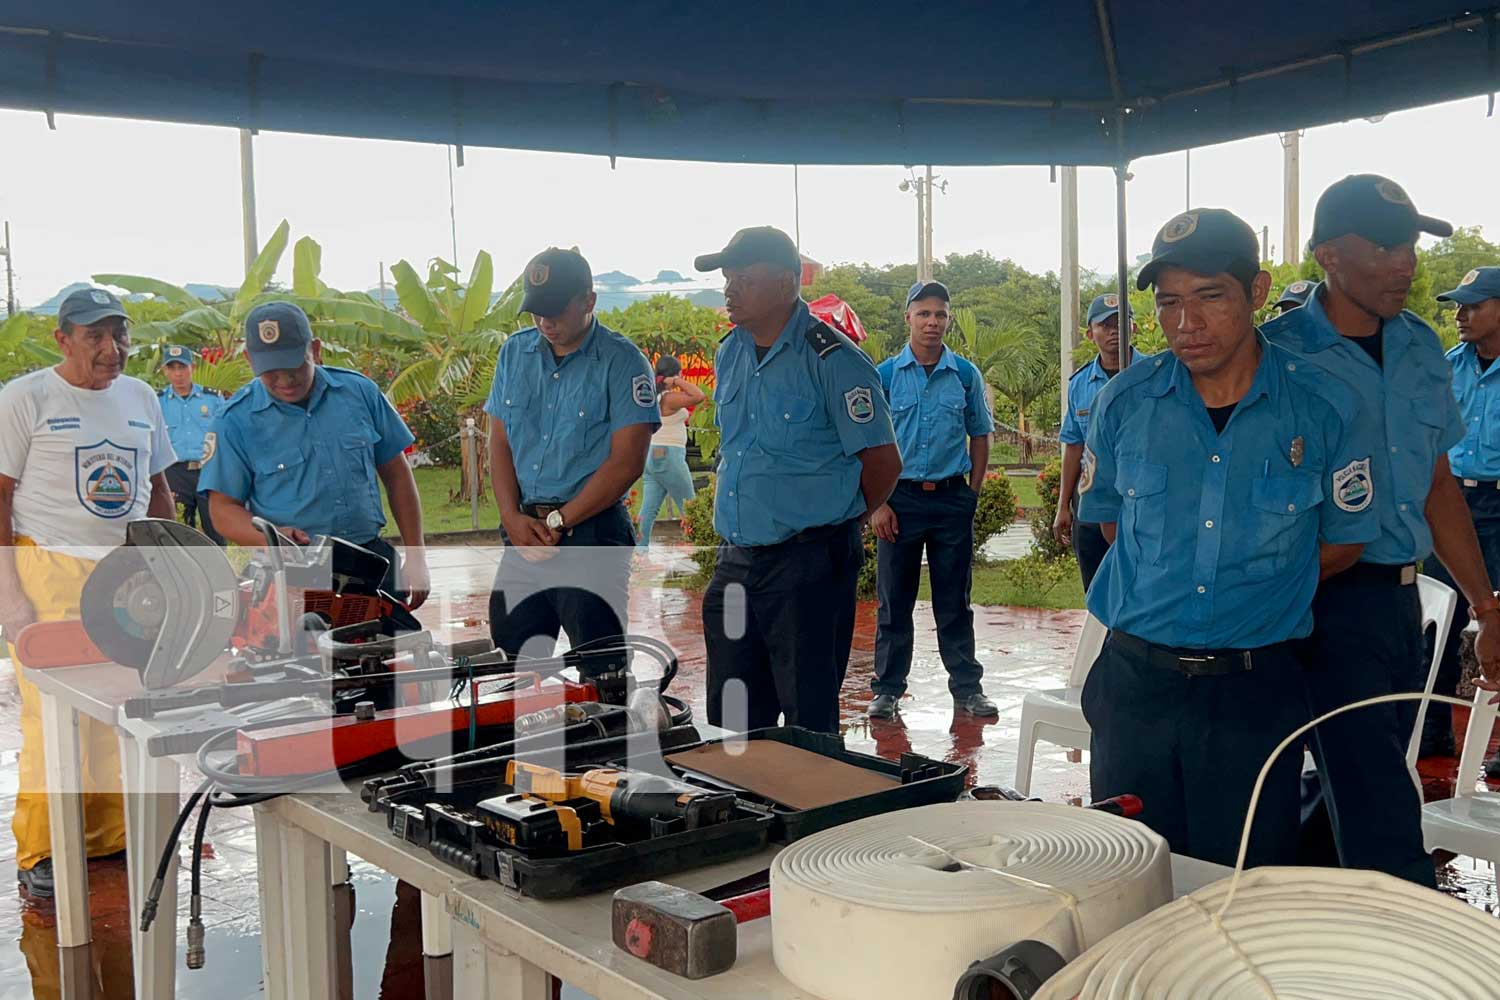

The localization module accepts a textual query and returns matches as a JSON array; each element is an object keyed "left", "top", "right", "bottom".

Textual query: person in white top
[
  {"left": 636, "top": 356, "right": 705, "bottom": 552},
  {"left": 0, "top": 286, "right": 177, "bottom": 898}
]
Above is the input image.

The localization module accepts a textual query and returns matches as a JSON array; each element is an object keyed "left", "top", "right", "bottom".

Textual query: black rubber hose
[{"left": 141, "top": 778, "right": 212, "bottom": 931}]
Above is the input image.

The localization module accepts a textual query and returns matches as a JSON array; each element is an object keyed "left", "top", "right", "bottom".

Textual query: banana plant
[
  {"left": 953, "top": 307, "right": 1057, "bottom": 461},
  {"left": 385, "top": 252, "right": 527, "bottom": 406},
  {"left": 0, "top": 311, "right": 61, "bottom": 381}
]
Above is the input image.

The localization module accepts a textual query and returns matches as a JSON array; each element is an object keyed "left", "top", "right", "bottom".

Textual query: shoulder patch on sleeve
[
  {"left": 1079, "top": 446, "right": 1097, "bottom": 494},
  {"left": 805, "top": 322, "right": 843, "bottom": 359},
  {"left": 844, "top": 386, "right": 874, "bottom": 423},
  {"left": 632, "top": 373, "right": 656, "bottom": 407},
  {"left": 1332, "top": 457, "right": 1373, "bottom": 513},
  {"left": 201, "top": 431, "right": 218, "bottom": 464}
]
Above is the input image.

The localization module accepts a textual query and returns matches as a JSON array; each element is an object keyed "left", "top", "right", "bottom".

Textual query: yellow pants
[{"left": 8, "top": 539, "right": 126, "bottom": 871}]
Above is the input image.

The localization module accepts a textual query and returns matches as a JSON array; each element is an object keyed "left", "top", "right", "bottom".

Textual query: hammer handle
[{"left": 720, "top": 888, "right": 770, "bottom": 924}]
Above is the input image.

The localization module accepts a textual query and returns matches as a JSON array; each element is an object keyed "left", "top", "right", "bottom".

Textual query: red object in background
[
  {"left": 800, "top": 256, "right": 824, "bottom": 288},
  {"left": 807, "top": 294, "right": 868, "bottom": 343}
]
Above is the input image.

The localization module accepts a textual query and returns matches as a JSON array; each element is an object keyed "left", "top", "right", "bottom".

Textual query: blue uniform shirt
[
  {"left": 1079, "top": 341, "right": 1378, "bottom": 649},
  {"left": 198, "top": 366, "right": 414, "bottom": 541},
  {"left": 1264, "top": 284, "right": 1464, "bottom": 564},
  {"left": 1060, "top": 357, "right": 1121, "bottom": 446},
  {"left": 714, "top": 300, "right": 896, "bottom": 546},
  {"left": 878, "top": 344, "right": 993, "bottom": 481},
  {"left": 483, "top": 319, "right": 659, "bottom": 504},
  {"left": 158, "top": 383, "right": 225, "bottom": 462},
  {"left": 1445, "top": 342, "right": 1500, "bottom": 480}
]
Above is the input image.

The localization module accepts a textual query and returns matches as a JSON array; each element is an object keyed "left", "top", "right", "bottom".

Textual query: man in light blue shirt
[
  {"left": 200, "top": 302, "right": 428, "bottom": 606},
  {"left": 697, "top": 227, "right": 900, "bottom": 733},
  {"left": 868, "top": 280, "right": 996, "bottom": 720},
  {"left": 1418, "top": 266, "right": 1500, "bottom": 765},
  {"left": 1055, "top": 293, "right": 1134, "bottom": 589},
  {"left": 1080, "top": 208, "right": 1378, "bottom": 866},
  {"left": 157, "top": 344, "right": 225, "bottom": 544},
  {"left": 1264, "top": 174, "right": 1500, "bottom": 886},
  {"left": 484, "top": 248, "right": 658, "bottom": 679}
]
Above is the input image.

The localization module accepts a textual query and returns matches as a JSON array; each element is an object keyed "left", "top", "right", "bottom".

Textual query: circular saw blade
[{"left": 80, "top": 547, "right": 162, "bottom": 670}]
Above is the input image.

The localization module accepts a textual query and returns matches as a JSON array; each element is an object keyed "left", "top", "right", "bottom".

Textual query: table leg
[
  {"left": 421, "top": 891, "right": 453, "bottom": 1000},
  {"left": 452, "top": 917, "right": 550, "bottom": 999},
  {"left": 39, "top": 692, "right": 89, "bottom": 948},
  {"left": 278, "top": 819, "right": 335, "bottom": 998},
  {"left": 117, "top": 733, "right": 180, "bottom": 1000},
  {"left": 330, "top": 847, "right": 354, "bottom": 1000},
  {"left": 254, "top": 805, "right": 290, "bottom": 1000}
]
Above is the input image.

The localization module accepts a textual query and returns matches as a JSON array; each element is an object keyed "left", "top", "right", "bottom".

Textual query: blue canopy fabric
[{"left": 0, "top": 2, "right": 1495, "bottom": 166}]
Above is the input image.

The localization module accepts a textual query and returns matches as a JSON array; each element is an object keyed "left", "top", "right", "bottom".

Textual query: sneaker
[
  {"left": 867, "top": 693, "right": 899, "bottom": 719},
  {"left": 18, "top": 859, "right": 53, "bottom": 899},
  {"left": 954, "top": 692, "right": 1000, "bottom": 718}
]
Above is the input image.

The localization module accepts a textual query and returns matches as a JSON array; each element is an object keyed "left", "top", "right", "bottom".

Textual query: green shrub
[
  {"left": 681, "top": 475, "right": 720, "bottom": 585},
  {"left": 1029, "top": 458, "right": 1069, "bottom": 561},
  {"left": 973, "top": 472, "right": 1021, "bottom": 560},
  {"left": 998, "top": 552, "right": 1076, "bottom": 605},
  {"left": 399, "top": 397, "right": 466, "bottom": 467}
]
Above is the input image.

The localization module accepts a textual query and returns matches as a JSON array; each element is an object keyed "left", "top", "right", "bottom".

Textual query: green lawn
[
  {"left": 917, "top": 560, "right": 1085, "bottom": 610},
  {"left": 388, "top": 465, "right": 488, "bottom": 536},
  {"left": 1006, "top": 472, "right": 1041, "bottom": 510}
]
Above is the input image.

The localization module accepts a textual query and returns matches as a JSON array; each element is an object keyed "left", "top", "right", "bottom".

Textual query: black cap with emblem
[
  {"left": 1136, "top": 208, "right": 1262, "bottom": 291},
  {"left": 1308, "top": 174, "right": 1452, "bottom": 251},
  {"left": 694, "top": 227, "right": 801, "bottom": 275},
  {"left": 520, "top": 248, "right": 593, "bottom": 318}
]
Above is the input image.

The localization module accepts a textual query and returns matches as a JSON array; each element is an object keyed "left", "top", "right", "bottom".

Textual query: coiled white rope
[
  {"left": 769, "top": 801, "right": 1172, "bottom": 1000},
  {"left": 1035, "top": 691, "right": 1500, "bottom": 999}
]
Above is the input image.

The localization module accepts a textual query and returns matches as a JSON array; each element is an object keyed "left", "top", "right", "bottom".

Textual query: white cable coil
[
  {"left": 770, "top": 801, "right": 1172, "bottom": 1000},
  {"left": 1035, "top": 865, "right": 1500, "bottom": 999}
]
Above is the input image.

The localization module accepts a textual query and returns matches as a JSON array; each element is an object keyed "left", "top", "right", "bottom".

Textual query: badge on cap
[
  {"left": 631, "top": 373, "right": 655, "bottom": 408},
  {"left": 1376, "top": 179, "right": 1410, "bottom": 205},
  {"left": 258, "top": 319, "right": 281, "bottom": 344},
  {"left": 90, "top": 290, "right": 110, "bottom": 304},
  {"left": 844, "top": 386, "right": 874, "bottom": 424},
  {"left": 1289, "top": 281, "right": 1310, "bottom": 294},
  {"left": 1160, "top": 212, "right": 1199, "bottom": 244},
  {"left": 201, "top": 432, "right": 217, "bottom": 464},
  {"left": 1104, "top": 294, "right": 1118, "bottom": 307},
  {"left": 1333, "top": 457, "right": 1373, "bottom": 513},
  {"left": 1462, "top": 269, "right": 1480, "bottom": 286},
  {"left": 529, "top": 263, "right": 550, "bottom": 286}
]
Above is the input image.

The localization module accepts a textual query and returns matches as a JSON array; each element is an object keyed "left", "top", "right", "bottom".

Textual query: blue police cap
[
  {"left": 1086, "top": 293, "right": 1121, "bottom": 326},
  {"left": 243, "top": 302, "right": 314, "bottom": 375},
  {"left": 1274, "top": 280, "right": 1316, "bottom": 309},
  {"left": 1137, "top": 208, "right": 1261, "bottom": 291},
  {"left": 1309, "top": 174, "right": 1451, "bottom": 251},
  {"left": 58, "top": 286, "right": 128, "bottom": 328},
  {"left": 1437, "top": 267, "right": 1500, "bottom": 306},
  {"left": 519, "top": 248, "right": 594, "bottom": 318},
  {"left": 159, "top": 344, "right": 194, "bottom": 367},
  {"left": 905, "top": 280, "right": 949, "bottom": 308}
]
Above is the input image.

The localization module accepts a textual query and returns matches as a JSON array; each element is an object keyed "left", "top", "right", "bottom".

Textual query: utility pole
[
  {"left": 239, "top": 129, "right": 259, "bottom": 274},
  {"left": 1261, "top": 226, "right": 1270, "bottom": 263},
  {"left": 923, "top": 165, "right": 935, "bottom": 280},
  {"left": 1, "top": 221, "right": 14, "bottom": 318},
  {"left": 378, "top": 261, "right": 388, "bottom": 308},
  {"left": 915, "top": 174, "right": 927, "bottom": 280},
  {"left": 793, "top": 164, "right": 802, "bottom": 258},
  {"left": 447, "top": 145, "right": 460, "bottom": 267},
  {"left": 1059, "top": 167, "right": 1080, "bottom": 424},
  {"left": 1280, "top": 131, "right": 1301, "bottom": 265},
  {"left": 1185, "top": 148, "right": 1191, "bottom": 209}
]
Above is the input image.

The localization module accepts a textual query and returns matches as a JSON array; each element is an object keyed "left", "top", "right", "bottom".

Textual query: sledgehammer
[{"left": 611, "top": 880, "right": 769, "bottom": 979}]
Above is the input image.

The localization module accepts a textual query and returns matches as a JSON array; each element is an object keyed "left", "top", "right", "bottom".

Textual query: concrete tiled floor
[{"left": 0, "top": 537, "right": 1494, "bottom": 997}]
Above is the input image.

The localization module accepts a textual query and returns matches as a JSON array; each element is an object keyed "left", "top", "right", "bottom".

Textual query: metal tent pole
[{"left": 1114, "top": 162, "right": 1131, "bottom": 372}]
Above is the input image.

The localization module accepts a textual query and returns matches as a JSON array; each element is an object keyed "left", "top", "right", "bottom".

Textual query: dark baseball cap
[
  {"left": 694, "top": 227, "right": 801, "bottom": 274},
  {"left": 243, "top": 301, "right": 314, "bottom": 375},
  {"left": 1309, "top": 174, "right": 1451, "bottom": 251},
  {"left": 159, "top": 344, "right": 194, "bottom": 367},
  {"left": 1136, "top": 208, "right": 1262, "bottom": 291},
  {"left": 1437, "top": 266, "right": 1500, "bottom": 306},
  {"left": 58, "top": 286, "right": 129, "bottom": 328},
  {"left": 905, "top": 280, "right": 949, "bottom": 308},
  {"left": 520, "top": 248, "right": 593, "bottom": 318},
  {"left": 1274, "top": 280, "right": 1316, "bottom": 309},
  {"left": 1086, "top": 293, "right": 1121, "bottom": 326}
]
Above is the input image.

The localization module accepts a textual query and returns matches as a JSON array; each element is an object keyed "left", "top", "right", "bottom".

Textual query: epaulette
[
  {"left": 804, "top": 321, "right": 843, "bottom": 359},
  {"left": 221, "top": 383, "right": 255, "bottom": 411}
]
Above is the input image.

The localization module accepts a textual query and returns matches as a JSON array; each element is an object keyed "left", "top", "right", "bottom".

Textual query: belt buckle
[
  {"left": 1178, "top": 654, "right": 1210, "bottom": 676},
  {"left": 533, "top": 503, "right": 559, "bottom": 518},
  {"left": 921, "top": 482, "right": 937, "bottom": 492},
  {"left": 1401, "top": 565, "right": 1417, "bottom": 586}
]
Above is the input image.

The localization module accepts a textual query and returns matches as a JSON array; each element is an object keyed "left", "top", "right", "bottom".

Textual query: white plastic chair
[
  {"left": 1012, "top": 613, "right": 1107, "bottom": 796},
  {"left": 1408, "top": 574, "right": 1459, "bottom": 774},
  {"left": 1421, "top": 689, "right": 1500, "bottom": 866}
]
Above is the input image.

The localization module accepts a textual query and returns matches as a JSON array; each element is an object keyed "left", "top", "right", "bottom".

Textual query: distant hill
[
  {"left": 654, "top": 270, "right": 690, "bottom": 284},
  {"left": 34, "top": 280, "right": 234, "bottom": 313},
  {"left": 688, "top": 289, "right": 726, "bottom": 308},
  {"left": 594, "top": 270, "right": 641, "bottom": 288}
]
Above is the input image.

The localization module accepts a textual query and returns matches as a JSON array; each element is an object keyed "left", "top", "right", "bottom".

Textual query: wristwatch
[
  {"left": 1470, "top": 591, "right": 1500, "bottom": 621},
  {"left": 545, "top": 509, "right": 566, "bottom": 532}
]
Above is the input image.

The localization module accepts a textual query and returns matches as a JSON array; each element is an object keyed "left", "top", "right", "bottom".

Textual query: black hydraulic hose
[{"left": 140, "top": 778, "right": 212, "bottom": 932}]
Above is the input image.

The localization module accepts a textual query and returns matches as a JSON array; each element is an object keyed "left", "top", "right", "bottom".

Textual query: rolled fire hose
[
  {"left": 770, "top": 801, "right": 1172, "bottom": 1000},
  {"left": 1035, "top": 691, "right": 1500, "bottom": 999}
]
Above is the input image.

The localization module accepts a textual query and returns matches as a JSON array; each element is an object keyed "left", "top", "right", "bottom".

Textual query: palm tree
[{"left": 953, "top": 307, "right": 1059, "bottom": 462}]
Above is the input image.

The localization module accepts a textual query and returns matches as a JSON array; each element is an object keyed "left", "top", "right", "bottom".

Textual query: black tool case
[
  {"left": 371, "top": 725, "right": 965, "bottom": 898},
  {"left": 610, "top": 726, "right": 968, "bottom": 843}
]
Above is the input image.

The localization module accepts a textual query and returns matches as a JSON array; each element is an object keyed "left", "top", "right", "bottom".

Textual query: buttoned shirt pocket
[
  {"left": 1400, "top": 403, "right": 1452, "bottom": 502},
  {"left": 1116, "top": 458, "right": 1168, "bottom": 564},
  {"left": 936, "top": 384, "right": 968, "bottom": 434},
  {"left": 1246, "top": 474, "right": 1322, "bottom": 579},
  {"left": 251, "top": 448, "right": 309, "bottom": 515},
  {"left": 338, "top": 430, "right": 380, "bottom": 508},
  {"left": 761, "top": 391, "right": 818, "bottom": 453}
]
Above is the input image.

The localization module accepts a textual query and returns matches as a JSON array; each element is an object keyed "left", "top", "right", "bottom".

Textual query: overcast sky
[{"left": 1, "top": 95, "right": 1498, "bottom": 309}]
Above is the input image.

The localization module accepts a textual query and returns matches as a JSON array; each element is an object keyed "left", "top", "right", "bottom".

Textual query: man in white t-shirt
[{"left": 0, "top": 286, "right": 176, "bottom": 899}]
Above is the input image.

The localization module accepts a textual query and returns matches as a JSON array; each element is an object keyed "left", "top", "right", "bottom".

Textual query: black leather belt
[
  {"left": 1329, "top": 561, "right": 1418, "bottom": 586},
  {"left": 522, "top": 502, "right": 564, "bottom": 519},
  {"left": 1460, "top": 477, "right": 1500, "bottom": 490},
  {"left": 901, "top": 475, "right": 968, "bottom": 493},
  {"left": 1111, "top": 631, "right": 1258, "bottom": 677}
]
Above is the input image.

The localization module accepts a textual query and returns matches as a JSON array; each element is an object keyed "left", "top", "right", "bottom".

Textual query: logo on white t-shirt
[{"left": 75, "top": 440, "right": 139, "bottom": 518}]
